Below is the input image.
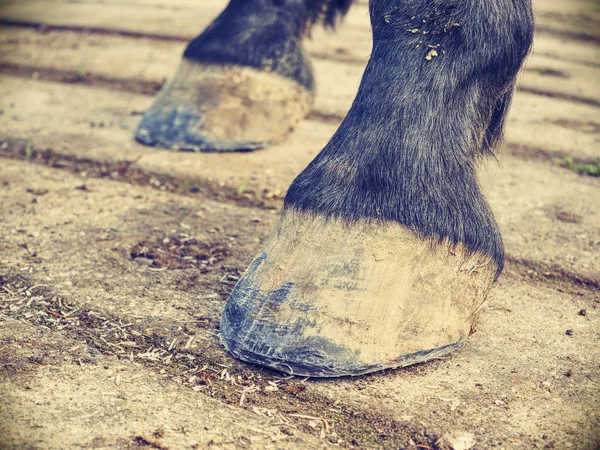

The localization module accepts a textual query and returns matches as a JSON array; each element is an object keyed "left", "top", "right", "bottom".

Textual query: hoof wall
[
  {"left": 135, "top": 60, "right": 313, "bottom": 152},
  {"left": 220, "top": 211, "right": 498, "bottom": 377}
]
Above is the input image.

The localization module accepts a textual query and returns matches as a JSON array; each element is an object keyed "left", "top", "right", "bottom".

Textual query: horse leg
[
  {"left": 136, "top": 0, "right": 354, "bottom": 152},
  {"left": 220, "top": 0, "right": 534, "bottom": 377}
]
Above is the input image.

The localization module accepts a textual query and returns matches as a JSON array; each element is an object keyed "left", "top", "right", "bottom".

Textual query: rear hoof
[
  {"left": 220, "top": 210, "right": 498, "bottom": 377},
  {"left": 136, "top": 60, "right": 314, "bottom": 152}
]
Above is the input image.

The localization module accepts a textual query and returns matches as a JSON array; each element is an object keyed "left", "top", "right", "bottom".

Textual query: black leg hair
[
  {"left": 183, "top": 0, "right": 356, "bottom": 90},
  {"left": 285, "top": 0, "right": 535, "bottom": 276}
]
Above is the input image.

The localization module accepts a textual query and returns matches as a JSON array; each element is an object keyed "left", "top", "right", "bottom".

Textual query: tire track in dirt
[
  {"left": 517, "top": 86, "right": 600, "bottom": 109},
  {"left": 534, "top": 51, "right": 600, "bottom": 69},
  {"left": 534, "top": 25, "right": 600, "bottom": 46},
  {"left": 0, "top": 19, "right": 189, "bottom": 42}
]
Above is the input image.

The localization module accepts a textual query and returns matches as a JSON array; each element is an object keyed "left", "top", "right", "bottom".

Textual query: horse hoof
[
  {"left": 135, "top": 60, "right": 313, "bottom": 152},
  {"left": 220, "top": 210, "right": 498, "bottom": 377}
]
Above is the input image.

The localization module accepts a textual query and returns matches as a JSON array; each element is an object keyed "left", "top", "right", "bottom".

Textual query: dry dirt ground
[{"left": 0, "top": 0, "right": 599, "bottom": 449}]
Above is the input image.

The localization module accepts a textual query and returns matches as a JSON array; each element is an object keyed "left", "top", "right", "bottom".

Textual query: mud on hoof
[
  {"left": 220, "top": 210, "right": 498, "bottom": 378},
  {"left": 135, "top": 61, "right": 313, "bottom": 152}
]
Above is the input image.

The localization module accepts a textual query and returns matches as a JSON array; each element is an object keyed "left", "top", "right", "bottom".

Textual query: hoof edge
[{"left": 220, "top": 333, "right": 463, "bottom": 378}]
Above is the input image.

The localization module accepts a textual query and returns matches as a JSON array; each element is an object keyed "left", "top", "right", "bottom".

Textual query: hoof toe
[
  {"left": 220, "top": 210, "right": 498, "bottom": 377},
  {"left": 135, "top": 60, "right": 313, "bottom": 152}
]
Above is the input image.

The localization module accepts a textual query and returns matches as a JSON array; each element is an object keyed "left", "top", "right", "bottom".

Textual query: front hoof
[
  {"left": 136, "top": 60, "right": 314, "bottom": 152},
  {"left": 220, "top": 210, "right": 498, "bottom": 377}
]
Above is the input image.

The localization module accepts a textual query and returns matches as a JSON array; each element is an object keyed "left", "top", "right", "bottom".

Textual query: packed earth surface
[{"left": 0, "top": 0, "right": 599, "bottom": 449}]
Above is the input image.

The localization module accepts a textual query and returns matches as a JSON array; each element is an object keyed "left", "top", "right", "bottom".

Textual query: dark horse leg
[
  {"left": 221, "top": 0, "right": 534, "bottom": 377},
  {"left": 136, "top": 0, "right": 353, "bottom": 152}
]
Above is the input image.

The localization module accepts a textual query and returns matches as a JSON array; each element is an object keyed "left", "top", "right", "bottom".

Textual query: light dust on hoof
[
  {"left": 136, "top": 60, "right": 314, "bottom": 152},
  {"left": 220, "top": 210, "right": 498, "bottom": 377}
]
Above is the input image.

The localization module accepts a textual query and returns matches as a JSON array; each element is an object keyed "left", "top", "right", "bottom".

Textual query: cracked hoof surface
[
  {"left": 220, "top": 210, "right": 498, "bottom": 377},
  {"left": 136, "top": 60, "right": 313, "bottom": 152}
]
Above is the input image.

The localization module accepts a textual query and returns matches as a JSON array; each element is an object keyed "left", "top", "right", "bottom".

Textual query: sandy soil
[{"left": 0, "top": 0, "right": 599, "bottom": 449}]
